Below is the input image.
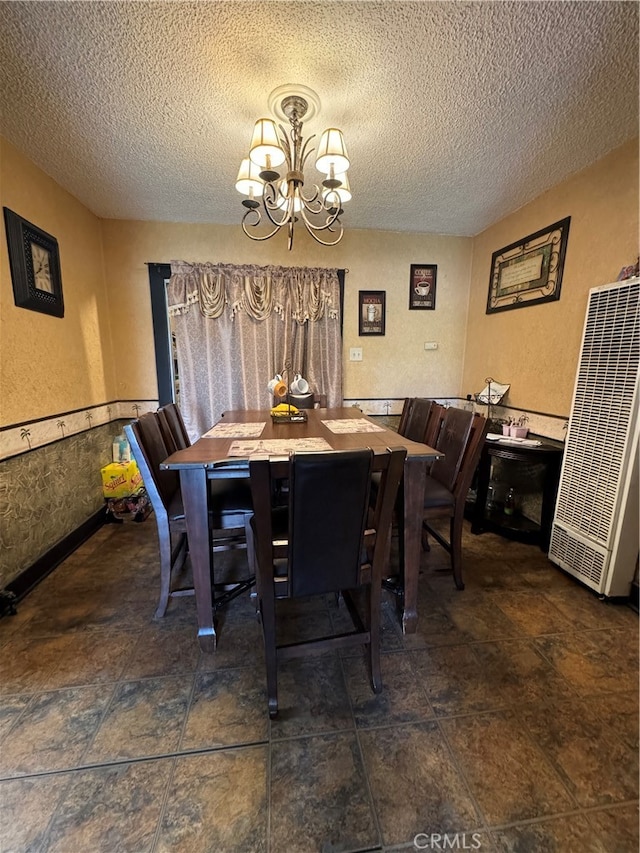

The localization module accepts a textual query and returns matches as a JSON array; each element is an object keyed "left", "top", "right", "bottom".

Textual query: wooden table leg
[
  {"left": 179, "top": 467, "right": 216, "bottom": 652},
  {"left": 399, "top": 456, "right": 427, "bottom": 634}
]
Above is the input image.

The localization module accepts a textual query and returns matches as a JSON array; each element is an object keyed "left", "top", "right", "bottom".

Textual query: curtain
[{"left": 167, "top": 261, "right": 343, "bottom": 440}]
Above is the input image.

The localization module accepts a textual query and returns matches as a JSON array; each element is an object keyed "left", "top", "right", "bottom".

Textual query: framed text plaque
[{"left": 486, "top": 217, "right": 570, "bottom": 314}]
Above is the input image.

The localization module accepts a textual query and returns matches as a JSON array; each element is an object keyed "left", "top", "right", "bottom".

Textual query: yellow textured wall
[
  {"left": 5, "top": 131, "right": 635, "bottom": 426},
  {"left": 463, "top": 139, "right": 639, "bottom": 415},
  {"left": 101, "top": 220, "right": 473, "bottom": 402},
  {"left": 0, "top": 137, "right": 116, "bottom": 425}
]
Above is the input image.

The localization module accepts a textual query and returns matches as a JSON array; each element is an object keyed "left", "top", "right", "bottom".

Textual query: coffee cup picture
[
  {"left": 409, "top": 265, "right": 437, "bottom": 310},
  {"left": 359, "top": 291, "right": 385, "bottom": 335}
]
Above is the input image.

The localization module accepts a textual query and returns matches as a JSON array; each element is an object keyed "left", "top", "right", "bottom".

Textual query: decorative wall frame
[
  {"left": 409, "top": 264, "right": 437, "bottom": 310},
  {"left": 359, "top": 290, "right": 386, "bottom": 335},
  {"left": 486, "top": 217, "right": 571, "bottom": 314},
  {"left": 3, "top": 207, "right": 64, "bottom": 317}
]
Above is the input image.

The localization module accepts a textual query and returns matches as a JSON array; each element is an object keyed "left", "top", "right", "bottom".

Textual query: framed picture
[
  {"left": 409, "top": 264, "right": 437, "bottom": 310},
  {"left": 486, "top": 217, "right": 571, "bottom": 314},
  {"left": 359, "top": 290, "right": 385, "bottom": 336},
  {"left": 3, "top": 207, "right": 64, "bottom": 317}
]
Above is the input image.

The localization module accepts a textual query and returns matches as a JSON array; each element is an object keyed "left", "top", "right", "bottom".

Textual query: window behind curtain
[{"left": 164, "top": 262, "right": 345, "bottom": 440}]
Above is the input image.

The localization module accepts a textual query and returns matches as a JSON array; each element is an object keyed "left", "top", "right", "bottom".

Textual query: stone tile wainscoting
[{"left": 0, "top": 401, "right": 157, "bottom": 591}]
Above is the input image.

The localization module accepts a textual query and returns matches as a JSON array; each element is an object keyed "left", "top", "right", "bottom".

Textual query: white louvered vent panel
[
  {"left": 549, "top": 524, "right": 606, "bottom": 591},
  {"left": 554, "top": 281, "right": 640, "bottom": 546}
]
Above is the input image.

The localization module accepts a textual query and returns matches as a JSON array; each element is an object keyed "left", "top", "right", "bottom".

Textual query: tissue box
[{"left": 101, "top": 461, "right": 143, "bottom": 499}]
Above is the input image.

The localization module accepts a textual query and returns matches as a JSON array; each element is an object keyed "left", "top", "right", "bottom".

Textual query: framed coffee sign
[
  {"left": 486, "top": 217, "right": 571, "bottom": 314},
  {"left": 409, "top": 264, "right": 437, "bottom": 310},
  {"left": 359, "top": 290, "right": 385, "bottom": 336}
]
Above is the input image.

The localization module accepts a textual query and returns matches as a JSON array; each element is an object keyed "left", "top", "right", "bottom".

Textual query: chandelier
[{"left": 236, "top": 85, "right": 351, "bottom": 250}]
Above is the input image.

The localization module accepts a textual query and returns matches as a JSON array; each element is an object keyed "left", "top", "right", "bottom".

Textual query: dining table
[{"left": 161, "top": 407, "right": 440, "bottom": 651}]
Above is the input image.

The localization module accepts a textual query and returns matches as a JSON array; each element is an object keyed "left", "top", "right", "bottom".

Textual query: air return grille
[{"left": 549, "top": 523, "right": 607, "bottom": 590}]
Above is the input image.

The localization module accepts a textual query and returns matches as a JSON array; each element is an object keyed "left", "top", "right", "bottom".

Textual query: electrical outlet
[
  {"left": 350, "top": 347, "right": 363, "bottom": 361},
  {"left": 424, "top": 341, "right": 438, "bottom": 351}
]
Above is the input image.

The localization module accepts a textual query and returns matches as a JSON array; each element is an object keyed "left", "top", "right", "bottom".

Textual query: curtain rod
[{"left": 147, "top": 262, "right": 349, "bottom": 273}]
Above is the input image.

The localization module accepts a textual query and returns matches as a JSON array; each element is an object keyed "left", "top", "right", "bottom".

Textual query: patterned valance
[{"left": 167, "top": 261, "right": 340, "bottom": 324}]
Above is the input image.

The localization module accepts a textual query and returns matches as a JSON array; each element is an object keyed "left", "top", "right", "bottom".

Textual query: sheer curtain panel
[{"left": 167, "top": 262, "right": 343, "bottom": 440}]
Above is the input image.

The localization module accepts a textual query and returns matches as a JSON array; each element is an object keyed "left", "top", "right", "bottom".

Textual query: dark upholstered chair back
[
  {"left": 131, "top": 412, "right": 180, "bottom": 510},
  {"left": 288, "top": 450, "right": 373, "bottom": 597},
  {"left": 402, "top": 397, "right": 433, "bottom": 443},
  {"left": 158, "top": 402, "right": 190, "bottom": 453},
  {"left": 430, "top": 407, "right": 474, "bottom": 492}
]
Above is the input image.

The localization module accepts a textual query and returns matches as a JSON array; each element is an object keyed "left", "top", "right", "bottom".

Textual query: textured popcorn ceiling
[{"left": 0, "top": 1, "right": 637, "bottom": 236}]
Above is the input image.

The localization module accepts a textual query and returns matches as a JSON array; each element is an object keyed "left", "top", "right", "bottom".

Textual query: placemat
[
  {"left": 322, "top": 418, "right": 385, "bottom": 434},
  {"left": 203, "top": 422, "right": 266, "bottom": 438},
  {"left": 226, "top": 438, "right": 332, "bottom": 456}
]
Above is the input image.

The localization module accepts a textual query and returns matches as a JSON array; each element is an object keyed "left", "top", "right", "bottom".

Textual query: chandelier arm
[
  {"left": 298, "top": 204, "right": 342, "bottom": 233},
  {"left": 300, "top": 216, "right": 344, "bottom": 246},
  {"left": 299, "top": 185, "right": 321, "bottom": 206},
  {"left": 241, "top": 208, "right": 284, "bottom": 242},
  {"left": 277, "top": 124, "right": 293, "bottom": 165},
  {"left": 299, "top": 135, "right": 315, "bottom": 171},
  {"left": 262, "top": 190, "right": 293, "bottom": 228}
]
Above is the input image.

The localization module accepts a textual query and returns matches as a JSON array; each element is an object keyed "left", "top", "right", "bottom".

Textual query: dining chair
[
  {"left": 421, "top": 410, "right": 489, "bottom": 589},
  {"left": 125, "top": 412, "right": 254, "bottom": 618},
  {"left": 379, "top": 398, "right": 442, "bottom": 598},
  {"left": 400, "top": 397, "right": 434, "bottom": 443},
  {"left": 247, "top": 446, "right": 406, "bottom": 718},
  {"left": 157, "top": 402, "right": 190, "bottom": 452}
]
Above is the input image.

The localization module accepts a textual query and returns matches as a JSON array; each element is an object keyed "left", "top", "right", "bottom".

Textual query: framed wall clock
[{"left": 3, "top": 207, "right": 64, "bottom": 317}]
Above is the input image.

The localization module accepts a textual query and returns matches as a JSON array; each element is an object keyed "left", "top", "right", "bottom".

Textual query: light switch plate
[{"left": 350, "top": 347, "right": 363, "bottom": 361}]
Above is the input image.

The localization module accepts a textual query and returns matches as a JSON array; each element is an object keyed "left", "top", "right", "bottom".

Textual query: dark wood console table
[{"left": 470, "top": 436, "right": 564, "bottom": 551}]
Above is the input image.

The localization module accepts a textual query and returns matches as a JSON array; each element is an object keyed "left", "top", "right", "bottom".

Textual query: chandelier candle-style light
[{"left": 236, "top": 85, "right": 351, "bottom": 250}]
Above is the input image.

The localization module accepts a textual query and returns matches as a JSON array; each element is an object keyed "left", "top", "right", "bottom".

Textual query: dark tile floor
[{"left": 0, "top": 519, "right": 637, "bottom": 852}]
